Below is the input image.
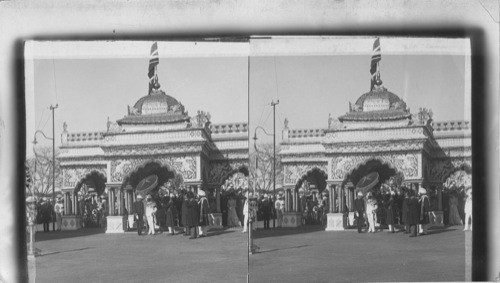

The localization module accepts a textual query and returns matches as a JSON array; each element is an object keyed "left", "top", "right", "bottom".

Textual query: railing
[
  {"left": 288, "top": 128, "right": 325, "bottom": 138},
  {"left": 210, "top": 123, "right": 248, "bottom": 134},
  {"left": 431, "top": 121, "right": 470, "bottom": 132},
  {"left": 67, "top": 132, "right": 104, "bottom": 142}
]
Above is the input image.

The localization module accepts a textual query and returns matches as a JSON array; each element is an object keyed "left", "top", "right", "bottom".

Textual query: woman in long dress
[
  {"left": 448, "top": 193, "right": 463, "bottom": 225},
  {"left": 385, "top": 191, "right": 396, "bottom": 233},
  {"left": 463, "top": 188, "right": 472, "bottom": 231},
  {"left": 145, "top": 195, "right": 157, "bottom": 235},
  {"left": 365, "top": 193, "right": 378, "bottom": 233},
  {"left": 181, "top": 194, "right": 190, "bottom": 236},
  {"left": 227, "top": 195, "right": 240, "bottom": 227},
  {"left": 187, "top": 192, "right": 199, "bottom": 239},
  {"left": 165, "top": 194, "right": 177, "bottom": 235}
]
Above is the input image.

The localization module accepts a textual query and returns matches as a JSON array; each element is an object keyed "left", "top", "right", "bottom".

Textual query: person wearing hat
[
  {"left": 132, "top": 194, "right": 145, "bottom": 236},
  {"left": 187, "top": 192, "right": 199, "bottom": 239},
  {"left": 418, "top": 187, "right": 430, "bottom": 235},
  {"left": 227, "top": 193, "right": 240, "bottom": 228},
  {"left": 145, "top": 194, "right": 158, "bottom": 235},
  {"left": 54, "top": 198, "right": 64, "bottom": 231},
  {"left": 242, "top": 192, "right": 251, "bottom": 233},
  {"left": 353, "top": 191, "right": 366, "bottom": 233},
  {"left": 365, "top": 192, "right": 378, "bottom": 233},
  {"left": 197, "top": 189, "right": 209, "bottom": 237},
  {"left": 385, "top": 191, "right": 396, "bottom": 233},
  {"left": 41, "top": 197, "right": 51, "bottom": 232},
  {"left": 181, "top": 193, "right": 190, "bottom": 236},
  {"left": 275, "top": 193, "right": 285, "bottom": 228},
  {"left": 165, "top": 193, "right": 177, "bottom": 235},
  {"left": 261, "top": 194, "right": 272, "bottom": 230},
  {"left": 408, "top": 190, "right": 420, "bottom": 237},
  {"left": 463, "top": 187, "right": 472, "bottom": 231}
]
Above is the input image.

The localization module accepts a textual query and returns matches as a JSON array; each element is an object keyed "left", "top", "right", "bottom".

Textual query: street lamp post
[
  {"left": 271, "top": 100, "right": 279, "bottom": 228},
  {"left": 253, "top": 99, "right": 279, "bottom": 228},
  {"left": 33, "top": 103, "right": 58, "bottom": 231}
]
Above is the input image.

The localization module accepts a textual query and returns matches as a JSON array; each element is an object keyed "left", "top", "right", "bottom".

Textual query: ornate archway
[{"left": 121, "top": 160, "right": 177, "bottom": 192}]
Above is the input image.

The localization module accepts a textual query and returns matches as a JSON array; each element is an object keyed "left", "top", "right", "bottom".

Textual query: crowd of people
[
  {"left": 29, "top": 184, "right": 473, "bottom": 237},
  {"left": 353, "top": 186, "right": 473, "bottom": 236},
  {"left": 132, "top": 189, "right": 210, "bottom": 239},
  {"left": 29, "top": 197, "right": 66, "bottom": 232}
]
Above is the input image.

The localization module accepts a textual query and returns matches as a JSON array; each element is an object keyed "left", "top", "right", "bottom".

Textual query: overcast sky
[
  {"left": 25, "top": 37, "right": 471, "bottom": 154},
  {"left": 249, "top": 37, "right": 470, "bottom": 144},
  {"left": 25, "top": 41, "right": 249, "bottom": 155}
]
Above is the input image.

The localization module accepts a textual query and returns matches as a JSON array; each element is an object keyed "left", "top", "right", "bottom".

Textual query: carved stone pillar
[
  {"left": 66, "top": 192, "right": 71, "bottom": 215},
  {"left": 348, "top": 187, "right": 354, "bottom": 212},
  {"left": 117, "top": 188, "right": 123, "bottom": 216},
  {"left": 284, "top": 189, "right": 289, "bottom": 212},
  {"left": 331, "top": 185, "right": 337, "bottom": 213},
  {"left": 216, "top": 187, "right": 221, "bottom": 213},
  {"left": 437, "top": 186, "right": 443, "bottom": 211},
  {"left": 110, "top": 188, "right": 115, "bottom": 216},
  {"left": 71, "top": 193, "right": 77, "bottom": 215},
  {"left": 339, "top": 186, "right": 345, "bottom": 213},
  {"left": 292, "top": 189, "right": 297, "bottom": 212},
  {"left": 328, "top": 185, "right": 332, "bottom": 213}
]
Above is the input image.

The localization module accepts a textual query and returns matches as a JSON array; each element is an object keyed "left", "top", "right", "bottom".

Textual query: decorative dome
[
  {"left": 339, "top": 85, "right": 410, "bottom": 122},
  {"left": 133, "top": 89, "right": 181, "bottom": 115},
  {"left": 117, "top": 89, "right": 189, "bottom": 125}
]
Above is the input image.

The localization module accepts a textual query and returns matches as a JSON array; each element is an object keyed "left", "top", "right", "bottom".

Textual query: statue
[
  {"left": 128, "top": 105, "right": 139, "bottom": 116},
  {"left": 328, "top": 114, "right": 333, "bottom": 128},
  {"left": 193, "top": 110, "right": 211, "bottom": 128},
  {"left": 284, "top": 118, "right": 289, "bottom": 129},
  {"left": 417, "top": 107, "right": 433, "bottom": 125},
  {"left": 63, "top": 122, "right": 68, "bottom": 132},
  {"left": 352, "top": 103, "right": 362, "bottom": 112}
]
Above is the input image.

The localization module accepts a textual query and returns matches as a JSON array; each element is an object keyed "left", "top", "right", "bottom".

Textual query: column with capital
[
  {"left": 284, "top": 189, "right": 289, "bottom": 212},
  {"left": 339, "top": 186, "right": 345, "bottom": 213},
  {"left": 331, "top": 185, "right": 337, "bottom": 213},
  {"left": 216, "top": 187, "right": 221, "bottom": 213},
  {"left": 72, "top": 193, "right": 77, "bottom": 215},
  {"left": 105, "top": 186, "right": 126, "bottom": 234}
]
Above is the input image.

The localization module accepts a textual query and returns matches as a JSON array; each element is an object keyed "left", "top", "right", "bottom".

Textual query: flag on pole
[
  {"left": 370, "top": 38, "right": 381, "bottom": 90},
  {"left": 148, "top": 42, "right": 159, "bottom": 94},
  {"left": 148, "top": 42, "right": 159, "bottom": 79}
]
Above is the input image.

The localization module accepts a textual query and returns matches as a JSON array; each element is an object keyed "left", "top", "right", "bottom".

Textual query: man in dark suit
[
  {"left": 133, "top": 194, "right": 145, "bottom": 235},
  {"left": 261, "top": 194, "right": 271, "bottom": 229},
  {"left": 353, "top": 191, "right": 366, "bottom": 233}
]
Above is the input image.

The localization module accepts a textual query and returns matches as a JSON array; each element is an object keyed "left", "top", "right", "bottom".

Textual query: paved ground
[
  {"left": 30, "top": 227, "right": 247, "bottom": 283},
  {"left": 28, "top": 225, "right": 469, "bottom": 283},
  {"left": 250, "top": 225, "right": 469, "bottom": 283}
]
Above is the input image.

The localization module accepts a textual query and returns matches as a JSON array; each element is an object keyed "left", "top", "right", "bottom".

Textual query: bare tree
[
  {"left": 249, "top": 143, "right": 282, "bottom": 193},
  {"left": 26, "top": 146, "right": 62, "bottom": 198}
]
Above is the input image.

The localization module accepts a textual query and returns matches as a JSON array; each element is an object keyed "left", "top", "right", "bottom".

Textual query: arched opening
[
  {"left": 219, "top": 165, "right": 249, "bottom": 227},
  {"left": 122, "top": 161, "right": 177, "bottom": 193},
  {"left": 345, "top": 159, "right": 403, "bottom": 229},
  {"left": 121, "top": 161, "right": 178, "bottom": 232},
  {"left": 295, "top": 168, "right": 328, "bottom": 226},
  {"left": 74, "top": 171, "right": 107, "bottom": 229}
]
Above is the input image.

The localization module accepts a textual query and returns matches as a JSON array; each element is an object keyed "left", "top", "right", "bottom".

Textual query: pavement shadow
[
  {"left": 252, "top": 225, "right": 326, "bottom": 239},
  {"left": 425, "top": 227, "right": 461, "bottom": 235},
  {"left": 35, "top": 228, "right": 106, "bottom": 242},
  {"left": 208, "top": 228, "right": 237, "bottom": 237},
  {"left": 257, "top": 244, "right": 309, "bottom": 254},
  {"left": 38, "top": 247, "right": 92, "bottom": 257}
]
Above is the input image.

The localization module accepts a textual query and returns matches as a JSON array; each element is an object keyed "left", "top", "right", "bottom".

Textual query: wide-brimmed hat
[
  {"left": 198, "top": 190, "right": 206, "bottom": 197},
  {"left": 418, "top": 188, "right": 427, "bottom": 195},
  {"left": 357, "top": 191, "right": 363, "bottom": 197},
  {"left": 136, "top": 194, "right": 143, "bottom": 199}
]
